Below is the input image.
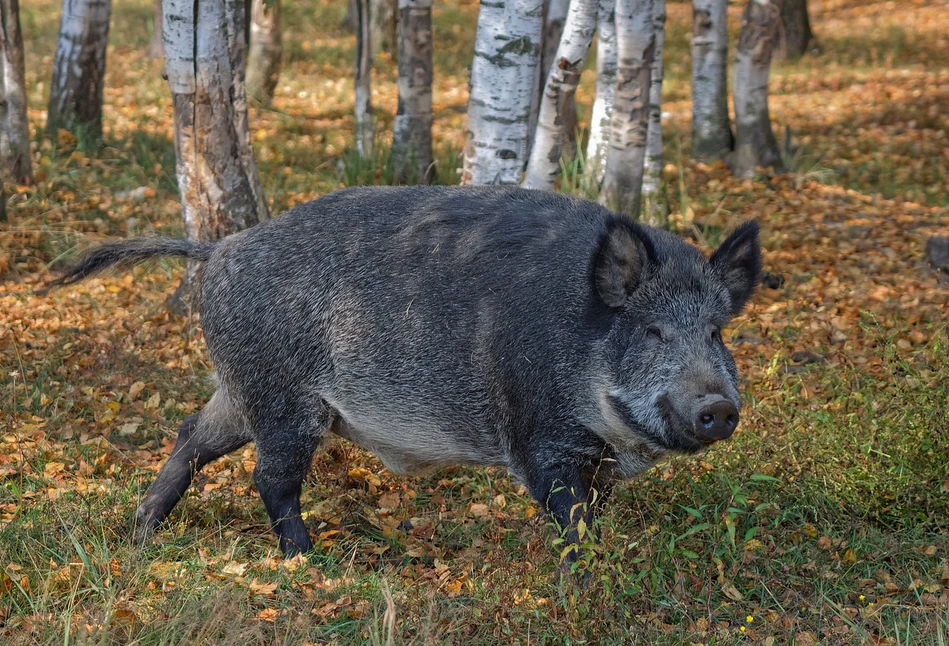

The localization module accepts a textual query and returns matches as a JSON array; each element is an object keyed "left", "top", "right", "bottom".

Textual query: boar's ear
[
  {"left": 710, "top": 220, "right": 762, "bottom": 316},
  {"left": 594, "top": 219, "right": 656, "bottom": 308}
]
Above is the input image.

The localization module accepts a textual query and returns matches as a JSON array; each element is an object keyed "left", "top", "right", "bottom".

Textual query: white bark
[
  {"left": 691, "top": 0, "right": 731, "bottom": 160},
  {"left": 585, "top": 0, "right": 616, "bottom": 188},
  {"left": 540, "top": 0, "right": 569, "bottom": 79},
  {"left": 163, "top": 0, "right": 268, "bottom": 311},
  {"left": 0, "top": 0, "right": 32, "bottom": 190},
  {"left": 462, "top": 0, "right": 544, "bottom": 186},
  {"left": 731, "top": 0, "right": 784, "bottom": 178},
  {"left": 355, "top": 0, "right": 374, "bottom": 157},
  {"left": 523, "top": 0, "right": 597, "bottom": 190},
  {"left": 535, "top": 0, "right": 574, "bottom": 158},
  {"left": 391, "top": 0, "right": 433, "bottom": 184},
  {"left": 642, "top": 0, "right": 665, "bottom": 221},
  {"left": 247, "top": 0, "right": 282, "bottom": 103},
  {"left": 47, "top": 0, "right": 112, "bottom": 140},
  {"left": 600, "top": 0, "right": 654, "bottom": 217}
]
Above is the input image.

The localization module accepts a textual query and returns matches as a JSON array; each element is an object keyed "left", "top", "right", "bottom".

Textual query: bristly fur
[
  {"left": 44, "top": 238, "right": 218, "bottom": 290},
  {"left": 44, "top": 185, "right": 762, "bottom": 560}
]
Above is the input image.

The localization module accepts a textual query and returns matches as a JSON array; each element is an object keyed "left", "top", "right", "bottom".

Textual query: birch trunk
[
  {"left": 371, "top": 0, "right": 397, "bottom": 58},
  {"left": 47, "top": 0, "right": 112, "bottom": 141},
  {"left": 778, "top": 0, "right": 814, "bottom": 60},
  {"left": 600, "top": 0, "right": 654, "bottom": 217},
  {"left": 730, "top": 0, "right": 784, "bottom": 179},
  {"left": 355, "top": 0, "right": 374, "bottom": 157},
  {"left": 523, "top": 0, "right": 597, "bottom": 190},
  {"left": 538, "top": 0, "right": 576, "bottom": 160},
  {"left": 247, "top": 0, "right": 282, "bottom": 103},
  {"left": 391, "top": 0, "right": 433, "bottom": 184},
  {"left": 1, "top": 0, "right": 32, "bottom": 187},
  {"left": 462, "top": 0, "right": 544, "bottom": 185},
  {"left": 163, "top": 0, "right": 268, "bottom": 313},
  {"left": 585, "top": 0, "right": 616, "bottom": 189},
  {"left": 691, "top": 0, "right": 731, "bottom": 161},
  {"left": 641, "top": 0, "right": 665, "bottom": 223},
  {"left": 147, "top": 0, "right": 163, "bottom": 58},
  {"left": 540, "top": 0, "right": 568, "bottom": 80}
]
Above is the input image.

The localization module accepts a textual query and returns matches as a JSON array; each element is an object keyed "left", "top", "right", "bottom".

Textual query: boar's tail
[{"left": 44, "top": 238, "right": 218, "bottom": 290}]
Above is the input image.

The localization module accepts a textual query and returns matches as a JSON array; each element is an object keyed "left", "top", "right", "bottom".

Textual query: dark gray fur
[{"left": 49, "top": 186, "right": 761, "bottom": 558}]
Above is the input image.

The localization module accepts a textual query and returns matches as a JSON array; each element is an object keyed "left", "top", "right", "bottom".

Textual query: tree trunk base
[
  {"left": 165, "top": 261, "right": 202, "bottom": 318},
  {"left": 728, "top": 124, "right": 784, "bottom": 178}
]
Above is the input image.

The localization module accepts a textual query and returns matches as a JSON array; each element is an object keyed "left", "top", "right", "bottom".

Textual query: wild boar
[{"left": 49, "top": 186, "right": 761, "bottom": 557}]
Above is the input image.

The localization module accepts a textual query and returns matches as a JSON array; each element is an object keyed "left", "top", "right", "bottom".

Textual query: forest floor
[{"left": 2, "top": 0, "right": 948, "bottom": 643}]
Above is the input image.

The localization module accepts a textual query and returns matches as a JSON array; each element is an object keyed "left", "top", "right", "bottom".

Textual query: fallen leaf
[
  {"left": 222, "top": 562, "right": 249, "bottom": 576},
  {"left": 468, "top": 503, "right": 489, "bottom": 518},
  {"left": 248, "top": 579, "right": 278, "bottom": 595},
  {"left": 445, "top": 577, "right": 464, "bottom": 596},
  {"left": 128, "top": 382, "right": 146, "bottom": 400},
  {"left": 722, "top": 581, "right": 744, "bottom": 601}
]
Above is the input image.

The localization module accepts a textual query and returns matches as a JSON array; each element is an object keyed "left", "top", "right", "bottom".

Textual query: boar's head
[{"left": 592, "top": 219, "right": 761, "bottom": 456}]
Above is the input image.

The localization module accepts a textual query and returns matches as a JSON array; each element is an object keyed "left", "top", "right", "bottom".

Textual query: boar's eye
[
  {"left": 646, "top": 326, "right": 664, "bottom": 342},
  {"left": 710, "top": 327, "right": 722, "bottom": 342}
]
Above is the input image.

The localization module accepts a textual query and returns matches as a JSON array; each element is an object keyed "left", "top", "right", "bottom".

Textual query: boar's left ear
[
  {"left": 594, "top": 219, "right": 656, "bottom": 308},
  {"left": 710, "top": 220, "right": 762, "bottom": 316}
]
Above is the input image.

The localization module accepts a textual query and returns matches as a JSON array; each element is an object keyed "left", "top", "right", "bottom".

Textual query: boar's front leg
[
  {"left": 252, "top": 406, "right": 330, "bottom": 557},
  {"left": 522, "top": 460, "right": 600, "bottom": 564}
]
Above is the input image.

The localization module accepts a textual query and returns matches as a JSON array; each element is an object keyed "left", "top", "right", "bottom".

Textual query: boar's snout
[{"left": 694, "top": 397, "right": 739, "bottom": 442}]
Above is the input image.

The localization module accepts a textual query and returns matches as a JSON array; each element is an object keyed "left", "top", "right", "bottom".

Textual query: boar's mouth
[
  {"left": 603, "top": 391, "right": 704, "bottom": 455},
  {"left": 657, "top": 395, "right": 717, "bottom": 454}
]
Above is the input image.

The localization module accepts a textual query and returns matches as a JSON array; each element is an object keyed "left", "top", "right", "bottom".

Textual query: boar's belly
[{"left": 327, "top": 407, "right": 506, "bottom": 475}]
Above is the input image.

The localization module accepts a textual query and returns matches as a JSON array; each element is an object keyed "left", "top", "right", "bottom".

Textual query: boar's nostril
[{"left": 694, "top": 400, "right": 739, "bottom": 441}]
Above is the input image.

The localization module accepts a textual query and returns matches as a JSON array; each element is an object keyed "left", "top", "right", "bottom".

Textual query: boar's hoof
[
  {"left": 694, "top": 400, "right": 739, "bottom": 441},
  {"left": 132, "top": 506, "right": 163, "bottom": 545}
]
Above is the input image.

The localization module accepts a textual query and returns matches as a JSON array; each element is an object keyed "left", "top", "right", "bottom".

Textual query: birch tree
[
  {"left": 730, "top": 0, "right": 784, "bottom": 178},
  {"left": 600, "top": 0, "right": 655, "bottom": 216},
  {"left": 462, "top": 0, "right": 544, "bottom": 186},
  {"left": 691, "top": 0, "right": 731, "bottom": 161},
  {"left": 1, "top": 0, "right": 31, "bottom": 183},
  {"left": 641, "top": 0, "right": 665, "bottom": 222},
  {"left": 163, "top": 0, "right": 268, "bottom": 312},
  {"left": 585, "top": 0, "right": 616, "bottom": 188},
  {"left": 391, "top": 0, "right": 433, "bottom": 184},
  {"left": 343, "top": 0, "right": 358, "bottom": 31},
  {"left": 778, "top": 0, "right": 815, "bottom": 60},
  {"left": 538, "top": 0, "right": 576, "bottom": 159},
  {"left": 1, "top": 0, "right": 31, "bottom": 223},
  {"left": 355, "top": 0, "right": 374, "bottom": 157},
  {"left": 540, "top": 0, "right": 569, "bottom": 79},
  {"left": 148, "top": 0, "right": 163, "bottom": 58},
  {"left": 247, "top": 0, "right": 282, "bottom": 103},
  {"left": 371, "top": 0, "right": 397, "bottom": 58},
  {"left": 47, "top": 0, "right": 112, "bottom": 141},
  {"left": 523, "top": 0, "right": 597, "bottom": 190}
]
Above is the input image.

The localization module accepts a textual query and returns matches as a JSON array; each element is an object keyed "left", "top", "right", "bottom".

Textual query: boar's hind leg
[
  {"left": 134, "top": 389, "right": 251, "bottom": 542},
  {"left": 253, "top": 407, "right": 329, "bottom": 557}
]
